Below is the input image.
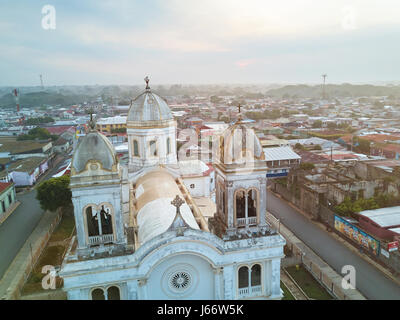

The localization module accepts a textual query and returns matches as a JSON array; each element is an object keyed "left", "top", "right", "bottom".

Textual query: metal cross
[
  {"left": 144, "top": 76, "right": 150, "bottom": 89},
  {"left": 171, "top": 195, "right": 184, "bottom": 213}
]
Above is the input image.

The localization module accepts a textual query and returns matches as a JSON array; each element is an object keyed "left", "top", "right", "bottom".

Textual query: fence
[
  {"left": 0, "top": 209, "right": 62, "bottom": 300},
  {"left": 267, "top": 212, "right": 365, "bottom": 300}
]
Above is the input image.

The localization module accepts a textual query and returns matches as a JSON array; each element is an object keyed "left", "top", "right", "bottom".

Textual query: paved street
[
  {"left": 267, "top": 191, "right": 400, "bottom": 300},
  {"left": 0, "top": 156, "right": 67, "bottom": 280}
]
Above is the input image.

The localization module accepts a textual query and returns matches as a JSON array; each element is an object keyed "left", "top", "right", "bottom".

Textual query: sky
[{"left": 1, "top": 0, "right": 400, "bottom": 86}]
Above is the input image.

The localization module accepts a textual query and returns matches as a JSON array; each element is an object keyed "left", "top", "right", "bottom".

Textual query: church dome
[
  {"left": 71, "top": 130, "right": 117, "bottom": 174},
  {"left": 127, "top": 77, "right": 173, "bottom": 127},
  {"left": 218, "top": 117, "right": 265, "bottom": 165}
]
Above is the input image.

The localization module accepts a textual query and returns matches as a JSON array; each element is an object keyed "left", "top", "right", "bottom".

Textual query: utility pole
[
  {"left": 39, "top": 74, "right": 44, "bottom": 90},
  {"left": 322, "top": 74, "right": 327, "bottom": 100}
]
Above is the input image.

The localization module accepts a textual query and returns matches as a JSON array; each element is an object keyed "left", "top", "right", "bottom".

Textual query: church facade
[{"left": 59, "top": 79, "right": 286, "bottom": 300}]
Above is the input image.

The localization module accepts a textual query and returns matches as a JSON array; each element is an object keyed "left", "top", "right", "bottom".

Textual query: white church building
[{"left": 59, "top": 78, "right": 286, "bottom": 300}]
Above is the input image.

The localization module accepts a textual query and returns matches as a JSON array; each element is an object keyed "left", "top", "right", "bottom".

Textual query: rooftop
[
  {"left": 359, "top": 206, "right": 400, "bottom": 228},
  {"left": 7, "top": 157, "right": 46, "bottom": 174},
  {"left": 263, "top": 146, "right": 301, "bottom": 162},
  {"left": 0, "top": 137, "right": 51, "bottom": 155}
]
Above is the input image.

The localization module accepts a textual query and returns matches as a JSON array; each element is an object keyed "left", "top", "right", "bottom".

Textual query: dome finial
[
  {"left": 86, "top": 104, "right": 99, "bottom": 131},
  {"left": 237, "top": 103, "right": 243, "bottom": 122},
  {"left": 144, "top": 76, "right": 150, "bottom": 90}
]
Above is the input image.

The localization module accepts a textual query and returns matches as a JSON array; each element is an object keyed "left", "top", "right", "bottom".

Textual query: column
[
  {"left": 270, "top": 259, "right": 281, "bottom": 298},
  {"left": 126, "top": 280, "right": 139, "bottom": 300},
  {"left": 137, "top": 279, "right": 148, "bottom": 299},
  {"left": 222, "top": 265, "right": 234, "bottom": 300},
  {"left": 213, "top": 267, "right": 223, "bottom": 300}
]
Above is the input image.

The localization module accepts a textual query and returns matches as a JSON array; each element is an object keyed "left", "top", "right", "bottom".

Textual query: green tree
[
  {"left": 312, "top": 120, "right": 322, "bottom": 128},
  {"left": 36, "top": 176, "right": 72, "bottom": 212},
  {"left": 299, "top": 162, "right": 315, "bottom": 170}
]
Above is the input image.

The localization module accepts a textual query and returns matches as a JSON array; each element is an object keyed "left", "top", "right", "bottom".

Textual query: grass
[
  {"left": 286, "top": 265, "right": 333, "bottom": 300},
  {"left": 49, "top": 209, "right": 75, "bottom": 242},
  {"left": 21, "top": 245, "right": 65, "bottom": 295},
  {"left": 281, "top": 281, "right": 295, "bottom": 300},
  {"left": 21, "top": 210, "right": 75, "bottom": 296}
]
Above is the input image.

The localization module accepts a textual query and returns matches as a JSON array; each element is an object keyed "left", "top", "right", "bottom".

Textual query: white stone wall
[
  {"left": 127, "top": 125, "right": 177, "bottom": 168},
  {"left": 61, "top": 229, "right": 285, "bottom": 300}
]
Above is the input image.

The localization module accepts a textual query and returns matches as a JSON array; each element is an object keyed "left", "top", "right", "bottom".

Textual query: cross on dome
[
  {"left": 171, "top": 195, "right": 184, "bottom": 213},
  {"left": 144, "top": 76, "right": 150, "bottom": 90}
]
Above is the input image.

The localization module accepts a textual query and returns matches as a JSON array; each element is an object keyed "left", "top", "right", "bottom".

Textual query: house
[
  {"left": 7, "top": 157, "right": 49, "bottom": 187},
  {"left": 0, "top": 182, "right": 17, "bottom": 223},
  {"left": 53, "top": 137, "right": 70, "bottom": 153},
  {"left": 0, "top": 137, "right": 53, "bottom": 160}
]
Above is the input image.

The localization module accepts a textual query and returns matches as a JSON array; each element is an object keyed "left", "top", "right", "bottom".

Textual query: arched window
[
  {"left": 86, "top": 206, "right": 99, "bottom": 237},
  {"left": 86, "top": 204, "right": 114, "bottom": 246},
  {"left": 235, "top": 189, "right": 258, "bottom": 227},
  {"left": 238, "top": 264, "right": 262, "bottom": 298},
  {"left": 107, "top": 286, "right": 121, "bottom": 300},
  {"left": 238, "top": 266, "right": 249, "bottom": 289},
  {"left": 91, "top": 286, "right": 121, "bottom": 300},
  {"left": 235, "top": 190, "right": 246, "bottom": 219},
  {"left": 150, "top": 140, "right": 157, "bottom": 157},
  {"left": 167, "top": 137, "right": 171, "bottom": 154},
  {"left": 248, "top": 189, "right": 257, "bottom": 218},
  {"left": 133, "top": 140, "right": 139, "bottom": 157},
  {"left": 251, "top": 264, "right": 261, "bottom": 287},
  {"left": 91, "top": 288, "right": 105, "bottom": 300}
]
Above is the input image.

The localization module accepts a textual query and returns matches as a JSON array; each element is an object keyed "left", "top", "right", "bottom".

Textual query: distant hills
[
  {"left": 265, "top": 84, "right": 400, "bottom": 99},
  {"left": 1, "top": 83, "right": 400, "bottom": 108}
]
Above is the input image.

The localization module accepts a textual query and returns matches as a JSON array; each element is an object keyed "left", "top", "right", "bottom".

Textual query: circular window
[
  {"left": 169, "top": 271, "right": 191, "bottom": 291},
  {"left": 161, "top": 263, "right": 198, "bottom": 298}
]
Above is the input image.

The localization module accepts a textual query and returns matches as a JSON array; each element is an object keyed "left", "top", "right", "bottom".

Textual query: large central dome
[{"left": 127, "top": 78, "right": 173, "bottom": 127}]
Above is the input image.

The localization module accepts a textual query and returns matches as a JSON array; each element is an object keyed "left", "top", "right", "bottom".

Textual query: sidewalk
[
  {"left": 269, "top": 187, "right": 400, "bottom": 289},
  {"left": 0, "top": 201, "right": 20, "bottom": 225},
  {"left": 0, "top": 209, "right": 60, "bottom": 300}
]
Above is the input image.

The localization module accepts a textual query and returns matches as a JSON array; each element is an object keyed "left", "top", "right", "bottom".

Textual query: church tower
[
  {"left": 126, "top": 77, "right": 177, "bottom": 171},
  {"left": 212, "top": 108, "right": 269, "bottom": 238},
  {"left": 70, "top": 117, "right": 126, "bottom": 256}
]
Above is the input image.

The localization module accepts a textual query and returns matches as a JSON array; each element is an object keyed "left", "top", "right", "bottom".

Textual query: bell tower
[
  {"left": 70, "top": 114, "right": 126, "bottom": 256},
  {"left": 212, "top": 106, "right": 269, "bottom": 238}
]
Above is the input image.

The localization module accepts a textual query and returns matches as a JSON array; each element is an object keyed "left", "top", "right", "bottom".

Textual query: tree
[
  {"left": 36, "top": 176, "right": 72, "bottom": 212},
  {"left": 312, "top": 120, "right": 322, "bottom": 128},
  {"left": 299, "top": 162, "right": 315, "bottom": 170}
]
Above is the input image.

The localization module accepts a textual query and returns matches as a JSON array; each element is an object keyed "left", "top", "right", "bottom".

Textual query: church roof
[
  {"left": 71, "top": 130, "right": 117, "bottom": 173},
  {"left": 134, "top": 169, "right": 199, "bottom": 244}
]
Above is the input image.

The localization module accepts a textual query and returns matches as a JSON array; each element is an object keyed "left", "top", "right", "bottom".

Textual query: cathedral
[{"left": 59, "top": 78, "right": 286, "bottom": 300}]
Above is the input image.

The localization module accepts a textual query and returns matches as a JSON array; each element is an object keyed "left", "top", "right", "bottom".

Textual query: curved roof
[
  {"left": 218, "top": 119, "right": 265, "bottom": 164},
  {"left": 71, "top": 130, "right": 117, "bottom": 173},
  {"left": 134, "top": 169, "right": 199, "bottom": 244},
  {"left": 127, "top": 88, "right": 173, "bottom": 126}
]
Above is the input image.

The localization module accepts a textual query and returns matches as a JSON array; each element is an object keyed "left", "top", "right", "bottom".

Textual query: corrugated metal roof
[
  {"left": 359, "top": 206, "right": 400, "bottom": 228},
  {"left": 263, "top": 146, "right": 301, "bottom": 161},
  {"left": 388, "top": 227, "right": 400, "bottom": 234}
]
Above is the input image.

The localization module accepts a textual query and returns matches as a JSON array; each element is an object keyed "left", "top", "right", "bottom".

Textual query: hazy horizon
[{"left": 2, "top": 0, "right": 400, "bottom": 86}]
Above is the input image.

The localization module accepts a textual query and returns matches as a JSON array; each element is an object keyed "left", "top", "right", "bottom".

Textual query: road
[
  {"left": 0, "top": 156, "right": 66, "bottom": 280},
  {"left": 267, "top": 191, "right": 400, "bottom": 300}
]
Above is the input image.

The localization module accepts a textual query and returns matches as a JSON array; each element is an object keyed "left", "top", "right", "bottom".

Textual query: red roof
[
  {"left": 0, "top": 182, "right": 12, "bottom": 193},
  {"left": 45, "top": 126, "right": 74, "bottom": 135}
]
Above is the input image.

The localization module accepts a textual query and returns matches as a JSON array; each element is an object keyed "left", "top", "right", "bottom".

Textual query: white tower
[
  {"left": 212, "top": 108, "right": 269, "bottom": 238},
  {"left": 70, "top": 118, "right": 126, "bottom": 256},
  {"left": 127, "top": 77, "right": 177, "bottom": 171}
]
